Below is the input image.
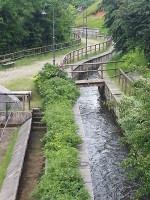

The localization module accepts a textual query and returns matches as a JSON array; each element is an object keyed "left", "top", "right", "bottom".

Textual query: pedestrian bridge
[{"left": 75, "top": 79, "right": 104, "bottom": 87}]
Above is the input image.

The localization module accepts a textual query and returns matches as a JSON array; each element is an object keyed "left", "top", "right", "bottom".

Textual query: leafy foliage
[
  {"left": 118, "top": 73, "right": 150, "bottom": 199},
  {"left": 102, "top": 0, "right": 150, "bottom": 57},
  {"left": 0, "top": 0, "right": 76, "bottom": 54},
  {"left": 32, "top": 63, "right": 90, "bottom": 199}
]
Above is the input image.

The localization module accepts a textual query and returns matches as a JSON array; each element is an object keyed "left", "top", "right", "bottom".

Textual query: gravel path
[{"left": 0, "top": 38, "right": 99, "bottom": 85}]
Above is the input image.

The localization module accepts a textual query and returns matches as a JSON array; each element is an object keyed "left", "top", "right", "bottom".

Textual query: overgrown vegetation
[
  {"left": 0, "top": 128, "right": 19, "bottom": 189},
  {"left": 31, "top": 64, "right": 90, "bottom": 199}
]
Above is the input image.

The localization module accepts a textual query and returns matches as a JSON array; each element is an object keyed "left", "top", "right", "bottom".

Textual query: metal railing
[
  {"left": 0, "top": 101, "right": 17, "bottom": 142},
  {"left": 0, "top": 92, "right": 31, "bottom": 111}
]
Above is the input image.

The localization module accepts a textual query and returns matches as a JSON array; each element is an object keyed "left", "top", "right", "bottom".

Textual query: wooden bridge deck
[{"left": 75, "top": 79, "right": 105, "bottom": 87}]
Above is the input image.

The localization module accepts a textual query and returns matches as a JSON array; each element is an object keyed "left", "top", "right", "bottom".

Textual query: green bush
[
  {"left": 122, "top": 48, "right": 148, "bottom": 71},
  {"left": 118, "top": 77, "right": 150, "bottom": 199},
  {"left": 32, "top": 63, "right": 90, "bottom": 199}
]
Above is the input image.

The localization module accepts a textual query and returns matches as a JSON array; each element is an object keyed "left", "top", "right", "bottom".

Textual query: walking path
[{"left": 0, "top": 38, "right": 99, "bottom": 85}]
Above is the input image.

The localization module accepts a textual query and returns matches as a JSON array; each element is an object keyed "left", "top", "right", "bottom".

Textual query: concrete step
[
  {"left": 32, "top": 122, "right": 46, "bottom": 127},
  {"left": 32, "top": 126, "right": 47, "bottom": 131},
  {"left": 33, "top": 113, "right": 43, "bottom": 118},
  {"left": 32, "top": 117, "right": 42, "bottom": 122}
]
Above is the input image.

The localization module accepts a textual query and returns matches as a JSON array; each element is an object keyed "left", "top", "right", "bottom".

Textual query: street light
[
  {"left": 42, "top": 4, "right": 55, "bottom": 65},
  {"left": 82, "top": 1, "right": 88, "bottom": 56}
]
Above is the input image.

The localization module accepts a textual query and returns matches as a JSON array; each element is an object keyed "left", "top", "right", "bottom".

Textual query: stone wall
[{"left": 72, "top": 27, "right": 100, "bottom": 38}]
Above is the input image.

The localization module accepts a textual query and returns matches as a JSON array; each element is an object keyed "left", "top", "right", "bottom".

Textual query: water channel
[{"left": 78, "top": 72, "right": 138, "bottom": 200}]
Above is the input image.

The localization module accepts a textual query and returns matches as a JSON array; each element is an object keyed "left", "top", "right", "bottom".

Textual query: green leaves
[
  {"left": 102, "top": 0, "right": 150, "bottom": 56},
  {"left": 32, "top": 63, "right": 89, "bottom": 199},
  {"left": 118, "top": 75, "right": 150, "bottom": 199}
]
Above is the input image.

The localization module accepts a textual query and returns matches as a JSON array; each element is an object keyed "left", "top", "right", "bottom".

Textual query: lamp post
[
  {"left": 42, "top": 4, "right": 55, "bottom": 65},
  {"left": 82, "top": 3, "right": 88, "bottom": 56}
]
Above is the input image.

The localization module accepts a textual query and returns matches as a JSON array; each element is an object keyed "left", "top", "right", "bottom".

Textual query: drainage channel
[
  {"left": 77, "top": 72, "right": 139, "bottom": 200},
  {"left": 16, "top": 109, "right": 46, "bottom": 200}
]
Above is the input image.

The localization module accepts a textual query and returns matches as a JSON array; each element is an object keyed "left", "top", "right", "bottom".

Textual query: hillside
[{"left": 75, "top": 0, "right": 107, "bottom": 35}]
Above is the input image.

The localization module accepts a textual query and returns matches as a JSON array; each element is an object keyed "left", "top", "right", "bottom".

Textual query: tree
[
  {"left": 102, "top": 0, "right": 150, "bottom": 57},
  {"left": 0, "top": 0, "right": 76, "bottom": 54}
]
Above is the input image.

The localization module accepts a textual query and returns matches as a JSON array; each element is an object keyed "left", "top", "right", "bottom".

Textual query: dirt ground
[
  {"left": 96, "top": 11, "right": 105, "bottom": 18},
  {"left": 0, "top": 128, "right": 16, "bottom": 165},
  {"left": 16, "top": 129, "right": 45, "bottom": 200}
]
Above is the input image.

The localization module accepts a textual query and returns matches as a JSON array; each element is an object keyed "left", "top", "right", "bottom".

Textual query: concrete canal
[{"left": 77, "top": 73, "right": 138, "bottom": 200}]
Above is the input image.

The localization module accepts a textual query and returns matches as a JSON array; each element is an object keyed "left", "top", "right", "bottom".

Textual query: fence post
[
  {"left": 5, "top": 103, "right": 8, "bottom": 122},
  {"left": 77, "top": 50, "right": 79, "bottom": 61},
  {"left": 124, "top": 78, "right": 127, "bottom": 94},
  {"left": 86, "top": 69, "right": 89, "bottom": 80},
  {"left": 28, "top": 94, "right": 31, "bottom": 110},
  {"left": 71, "top": 65, "right": 73, "bottom": 78},
  {"left": 118, "top": 69, "right": 121, "bottom": 85},
  {"left": 121, "top": 76, "right": 124, "bottom": 90},
  {"left": 23, "top": 95, "right": 25, "bottom": 111},
  {"left": 115, "top": 62, "right": 117, "bottom": 76}
]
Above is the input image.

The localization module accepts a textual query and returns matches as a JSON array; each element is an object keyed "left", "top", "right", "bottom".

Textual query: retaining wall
[
  {"left": 0, "top": 119, "right": 32, "bottom": 200},
  {"left": 70, "top": 46, "right": 121, "bottom": 117},
  {"left": 72, "top": 27, "right": 100, "bottom": 38},
  {"left": 0, "top": 111, "right": 32, "bottom": 126}
]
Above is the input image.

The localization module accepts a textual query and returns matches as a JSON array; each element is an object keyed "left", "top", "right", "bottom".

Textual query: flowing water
[{"left": 78, "top": 72, "right": 138, "bottom": 200}]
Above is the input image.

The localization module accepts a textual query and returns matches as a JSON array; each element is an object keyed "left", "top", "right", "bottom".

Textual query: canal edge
[
  {"left": 73, "top": 101, "right": 94, "bottom": 200},
  {"left": 0, "top": 118, "right": 32, "bottom": 200}
]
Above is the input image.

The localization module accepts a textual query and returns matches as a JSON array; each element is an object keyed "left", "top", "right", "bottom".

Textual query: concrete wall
[
  {"left": 0, "top": 111, "right": 32, "bottom": 126},
  {"left": 0, "top": 119, "right": 32, "bottom": 200},
  {"left": 72, "top": 46, "right": 115, "bottom": 79},
  {"left": 72, "top": 27, "right": 100, "bottom": 38}
]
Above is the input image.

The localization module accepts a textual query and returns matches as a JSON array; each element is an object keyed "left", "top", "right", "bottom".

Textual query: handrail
[
  {"left": 0, "top": 101, "right": 17, "bottom": 142},
  {"left": 0, "top": 33, "right": 81, "bottom": 62},
  {"left": 0, "top": 92, "right": 31, "bottom": 111},
  {"left": 118, "top": 68, "right": 133, "bottom": 95},
  {"left": 62, "top": 37, "right": 112, "bottom": 64}
]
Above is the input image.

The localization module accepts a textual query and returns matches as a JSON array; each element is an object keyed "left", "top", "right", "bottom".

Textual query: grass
[
  {"left": 0, "top": 43, "right": 84, "bottom": 70},
  {"left": 3, "top": 78, "right": 41, "bottom": 108},
  {"left": 15, "top": 44, "right": 84, "bottom": 67},
  {"left": 0, "top": 128, "right": 19, "bottom": 189},
  {"left": 75, "top": 0, "right": 108, "bottom": 34},
  {"left": 106, "top": 54, "right": 123, "bottom": 78}
]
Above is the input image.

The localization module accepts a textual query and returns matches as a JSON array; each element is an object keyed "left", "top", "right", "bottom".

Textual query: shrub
[
  {"left": 118, "top": 77, "right": 150, "bottom": 199},
  {"left": 32, "top": 63, "right": 90, "bottom": 199}
]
